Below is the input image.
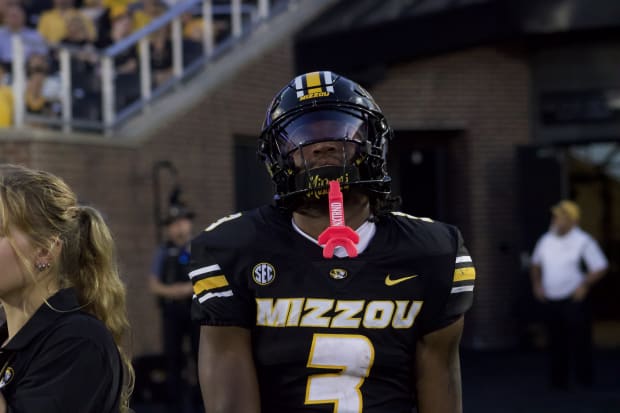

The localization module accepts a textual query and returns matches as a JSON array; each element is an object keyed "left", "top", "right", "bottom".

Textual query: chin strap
[{"left": 317, "top": 181, "right": 360, "bottom": 258}]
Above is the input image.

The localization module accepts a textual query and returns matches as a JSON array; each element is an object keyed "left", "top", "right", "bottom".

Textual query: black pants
[
  {"left": 544, "top": 297, "right": 593, "bottom": 388},
  {"left": 162, "top": 303, "right": 200, "bottom": 408}
]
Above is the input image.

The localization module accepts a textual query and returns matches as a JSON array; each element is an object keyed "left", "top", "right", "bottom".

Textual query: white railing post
[
  {"left": 11, "top": 35, "right": 25, "bottom": 128},
  {"left": 258, "top": 0, "right": 269, "bottom": 19},
  {"left": 171, "top": 17, "right": 183, "bottom": 78},
  {"left": 101, "top": 56, "right": 116, "bottom": 134},
  {"left": 139, "top": 38, "right": 152, "bottom": 111},
  {"left": 202, "top": 0, "right": 214, "bottom": 57},
  {"left": 59, "top": 48, "right": 72, "bottom": 133},
  {"left": 231, "top": 0, "right": 242, "bottom": 38}
]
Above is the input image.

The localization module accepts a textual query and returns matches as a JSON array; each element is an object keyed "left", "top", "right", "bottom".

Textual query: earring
[{"left": 36, "top": 262, "right": 51, "bottom": 272}]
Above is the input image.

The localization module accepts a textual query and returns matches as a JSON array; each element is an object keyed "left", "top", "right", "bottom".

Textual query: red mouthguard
[{"left": 317, "top": 181, "right": 360, "bottom": 258}]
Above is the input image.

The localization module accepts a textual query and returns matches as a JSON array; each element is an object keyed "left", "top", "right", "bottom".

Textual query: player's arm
[
  {"left": 148, "top": 275, "right": 193, "bottom": 300},
  {"left": 147, "top": 246, "right": 193, "bottom": 300},
  {"left": 198, "top": 326, "right": 260, "bottom": 413},
  {"left": 189, "top": 223, "right": 258, "bottom": 413},
  {"left": 414, "top": 227, "right": 474, "bottom": 413},
  {"left": 574, "top": 237, "right": 609, "bottom": 301},
  {"left": 529, "top": 264, "right": 545, "bottom": 302},
  {"left": 415, "top": 316, "right": 464, "bottom": 413},
  {"left": 529, "top": 238, "right": 545, "bottom": 301}
]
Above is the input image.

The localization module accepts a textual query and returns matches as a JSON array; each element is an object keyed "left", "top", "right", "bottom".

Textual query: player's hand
[
  {"left": 172, "top": 282, "right": 193, "bottom": 299},
  {"left": 533, "top": 283, "right": 546, "bottom": 302},
  {"left": 572, "top": 284, "right": 589, "bottom": 302}
]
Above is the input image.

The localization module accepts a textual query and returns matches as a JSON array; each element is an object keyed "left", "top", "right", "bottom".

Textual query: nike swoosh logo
[{"left": 385, "top": 274, "right": 419, "bottom": 286}]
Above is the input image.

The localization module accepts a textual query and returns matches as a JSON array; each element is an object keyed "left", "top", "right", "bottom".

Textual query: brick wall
[
  {"left": 0, "top": 42, "right": 529, "bottom": 353},
  {"left": 0, "top": 40, "right": 295, "bottom": 357},
  {"left": 371, "top": 47, "right": 531, "bottom": 347}
]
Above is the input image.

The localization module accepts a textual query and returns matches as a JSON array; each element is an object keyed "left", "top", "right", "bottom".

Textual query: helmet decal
[{"left": 295, "top": 71, "right": 336, "bottom": 101}]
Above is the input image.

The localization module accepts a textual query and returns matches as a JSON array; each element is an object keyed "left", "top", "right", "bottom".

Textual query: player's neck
[{"left": 292, "top": 194, "right": 371, "bottom": 240}]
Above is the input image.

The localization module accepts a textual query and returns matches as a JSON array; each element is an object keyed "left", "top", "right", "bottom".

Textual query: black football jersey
[{"left": 190, "top": 205, "right": 475, "bottom": 413}]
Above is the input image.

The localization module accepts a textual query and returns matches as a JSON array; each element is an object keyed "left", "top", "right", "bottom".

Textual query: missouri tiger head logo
[
  {"left": 329, "top": 268, "right": 348, "bottom": 280},
  {"left": 0, "top": 367, "right": 14, "bottom": 389}
]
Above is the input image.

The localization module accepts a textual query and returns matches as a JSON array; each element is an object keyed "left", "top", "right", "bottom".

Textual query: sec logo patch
[
  {"left": 253, "top": 263, "right": 276, "bottom": 285},
  {"left": 0, "top": 367, "right": 14, "bottom": 389}
]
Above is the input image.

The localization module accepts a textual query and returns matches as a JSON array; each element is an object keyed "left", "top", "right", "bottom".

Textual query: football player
[{"left": 190, "top": 71, "right": 475, "bottom": 413}]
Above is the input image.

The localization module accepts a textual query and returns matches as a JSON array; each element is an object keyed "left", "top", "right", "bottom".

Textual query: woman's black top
[{"left": 0, "top": 288, "right": 123, "bottom": 413}]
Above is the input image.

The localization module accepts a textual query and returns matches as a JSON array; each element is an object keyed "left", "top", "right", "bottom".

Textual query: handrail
[
  {"left": 9, "top": 0, "right": 282, "bottom": 134},
  {"left": 104, "top": 0, "right": 199, "bottom": 57},
  {"left": 104, "top": 2, "right": 258, "bottom": 58}
]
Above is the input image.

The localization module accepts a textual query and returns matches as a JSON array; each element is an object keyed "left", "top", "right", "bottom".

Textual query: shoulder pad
[
  {"left": 196, "top": 211, "right": 259, "bottom": 249},
  {"left": 388, "top": 211, "right": 459, "bottom": 248}
]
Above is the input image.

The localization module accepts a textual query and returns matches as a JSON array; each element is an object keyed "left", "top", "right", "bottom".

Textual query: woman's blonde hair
[{"left": 0, "top": 164, "right": 134, "bottom": 412}]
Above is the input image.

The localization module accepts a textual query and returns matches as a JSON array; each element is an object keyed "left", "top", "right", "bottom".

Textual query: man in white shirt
[{"left": 530, "top": 200, "right": 608, "bottom": 389}]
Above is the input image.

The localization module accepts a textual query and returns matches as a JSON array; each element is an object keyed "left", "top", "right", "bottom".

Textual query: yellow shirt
[
  {"left": 104, "top": 0, "right": 138, "bottom": 7},
  {"left": 0, "top": 85, "right": 13, "bottom": 127},
  {"left": 184, "top": 17, "right": 203, "bottom": 41},
  {"left": 83, "top": 0, "right": 137, "bottom": 7},
  {"left": 37, "top": 9, "right": 97, "bottom": 44},
  {"left": 132, "top": 10, "right": 155, "bottom": 32}
]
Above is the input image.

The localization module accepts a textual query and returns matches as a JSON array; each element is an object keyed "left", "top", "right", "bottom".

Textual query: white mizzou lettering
[
  {"left": 300, "top": 299, "right": 334, "bottom": 327},
  {"left": 331, "top": 300, "right": 365, "bottom": 328},
  {"left": 256, "top": 298, "right": 291, "bottom": 327},
  {"left": 255, "top": 298, "right": 424, "bottom": 329}
]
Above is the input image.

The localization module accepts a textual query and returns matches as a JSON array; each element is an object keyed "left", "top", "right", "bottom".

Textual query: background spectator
[
  {"left": 110, "top": 5, "right": 137, "bottom": 74},
  {"left": 61, "top": 13, "right": 99, "bottom": 61},
  {"left": 0, "top": 63, "right": 12, "bottom": 126},
  {"left": 37, "top": 0, "right": 96, "bottom": 45},
  {"left": 133, "top": 0, "right": 165, "bottom": 32},
  {"left": 182, "top": 12, "right": 229, "bottom": 44},
  {"left": 150, "top": 24, "right": 172, "bottom": 86},
  {"left": 530, "top": 200, "right": 609, "bottom": 390},
  {"left": 109, "top": 5, "right": 140, "bottom": 111},
  {"left": 182, "top": 12, "right": 202, "bottom": 43},
  {"left": 16, "top": 0, "right": 54, "bottom": 28},
  {"left": 0, "top": 0, "right": 15, "bottom": 26},
  {"left": 148, "top": 200, "right": 198, "bottom": 411},
  {"left": 0, "top": 4, "right": 49, "bottom": 67},
  {"left": 60, "top": 14, "right": 100, "bottom": 120},
  {"left": 25, "top": 53, "right": 60, "bottom": 116}
]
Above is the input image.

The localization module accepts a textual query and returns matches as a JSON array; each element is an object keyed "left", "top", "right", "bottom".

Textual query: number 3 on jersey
[{"left": 305, "top": 334, "right": 375, "bottom": 412}]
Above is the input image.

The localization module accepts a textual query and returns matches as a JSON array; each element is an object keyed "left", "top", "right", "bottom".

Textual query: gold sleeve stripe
[
  {"left": 453, "top": 267, "right": 476, "bottom": 282},
  {"left": 193, "top": 275, "right": 229, "bottom": 295},
  {"left": 306, "top": 72, "right": 323, "bottom": 94}
]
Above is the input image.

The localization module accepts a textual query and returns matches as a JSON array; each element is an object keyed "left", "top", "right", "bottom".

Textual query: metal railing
[{"left": 10, "top": 0, "right": 288, "bottom": 135}]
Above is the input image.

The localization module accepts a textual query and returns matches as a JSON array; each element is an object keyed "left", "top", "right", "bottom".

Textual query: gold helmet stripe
[{"left": 305, "top": 71, "right": 324, "bottom": 94}]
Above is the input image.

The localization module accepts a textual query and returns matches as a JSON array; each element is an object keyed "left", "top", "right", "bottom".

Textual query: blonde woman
[{"left": 0, "top": 164, "right": 133, "bottom": 412}]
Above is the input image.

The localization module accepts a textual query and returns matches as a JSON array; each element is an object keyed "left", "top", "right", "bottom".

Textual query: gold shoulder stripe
[
  {"left": 194, "top": 275, "right": 229, "bottom": 295},
  {"left": 453, "top": 267, "right": 476, "bottom": 282}
]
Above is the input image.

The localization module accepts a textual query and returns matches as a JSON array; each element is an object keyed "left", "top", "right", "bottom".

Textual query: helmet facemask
[{"left": 259, "top": 106, "right": 391, "bottom": 206}]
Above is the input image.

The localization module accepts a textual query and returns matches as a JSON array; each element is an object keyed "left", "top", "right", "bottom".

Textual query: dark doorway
[
  {"left": 234, "top": 136, "right": 274, "bottom": 211},
  {"left": 389, "top": 130, "right": 461, "bottom": 222},
  {"left": 516, "top": 145, "right": 565, "bottom": 252}
]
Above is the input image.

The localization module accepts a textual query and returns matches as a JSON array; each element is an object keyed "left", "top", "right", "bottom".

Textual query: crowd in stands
[{"left": 0, "top": 0, "right": 231, "bottom": 128}]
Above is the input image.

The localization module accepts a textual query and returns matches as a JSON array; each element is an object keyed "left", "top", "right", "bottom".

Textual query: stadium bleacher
[{"left": 0, "top": 0, "right": 268, "bottom": 131}]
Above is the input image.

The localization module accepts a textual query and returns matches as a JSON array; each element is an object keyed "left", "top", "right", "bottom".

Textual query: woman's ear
[{"left": 35, "top": 237, "right": 62, "bottom": 263}]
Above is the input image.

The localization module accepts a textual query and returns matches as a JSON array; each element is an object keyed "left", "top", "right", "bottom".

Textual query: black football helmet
[{"left": 258, "top": 71, "right": 392, "bottom": 204}]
